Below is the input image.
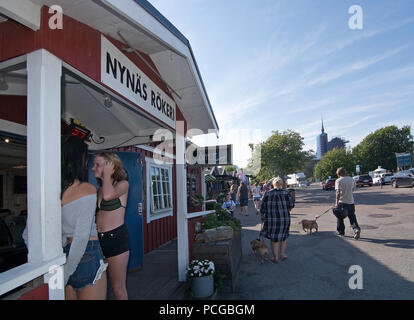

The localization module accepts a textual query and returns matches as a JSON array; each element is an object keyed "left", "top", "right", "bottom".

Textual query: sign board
[
  {"left": 396, "top": 153, "right": 412, "bottom": 168},
  {"left": 187, "top": 145, "right": 233, "bottom": 166},
  {"left": 356, "top": 165, "right": 360, "bottom": 173},
  {"left": 101, "top": 35, "right": 176, "bottom": 129}
]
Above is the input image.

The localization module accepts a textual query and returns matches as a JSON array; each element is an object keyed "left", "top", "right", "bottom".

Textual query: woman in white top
[
  {"left": 61, "top": 136, "right": 107, "bottom": 300},
  {"left": 251, "top": 183, "right": 262, "bottom": 215}
]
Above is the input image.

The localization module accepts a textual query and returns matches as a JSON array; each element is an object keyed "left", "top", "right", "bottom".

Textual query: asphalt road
[{"left": 216, "top": 183, "right": 414, "bottom": 300}]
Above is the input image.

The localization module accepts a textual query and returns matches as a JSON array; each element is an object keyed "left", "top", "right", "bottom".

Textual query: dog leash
[{"left": 315, "top": 207, "right": 333, "bottom": 220}]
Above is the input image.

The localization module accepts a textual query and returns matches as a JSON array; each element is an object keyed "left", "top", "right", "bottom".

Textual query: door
[{"left": 88, "top": 152, "right": 144, "bottom": 270}]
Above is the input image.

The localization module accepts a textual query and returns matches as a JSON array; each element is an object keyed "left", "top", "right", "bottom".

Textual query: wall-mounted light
[
  {"left": 4, "top": 138, "right": 10, "bottom": 143},
  {"left": 103, "top": 94, "right": 112, "bottom": 108},
  {"left": 0, "top": 74, "right": 8, "bottom": 91}
]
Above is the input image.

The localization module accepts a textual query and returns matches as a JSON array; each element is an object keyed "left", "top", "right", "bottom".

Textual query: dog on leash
[
  {"left": 250, "top": 238, "right": 270, "bottom": 264},
  {"left": 298, "top": 218, "right": 318, "bottom": 235}
]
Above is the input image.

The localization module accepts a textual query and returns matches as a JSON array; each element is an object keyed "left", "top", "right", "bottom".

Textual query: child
[{"left": 222, "top": 193, "right": 236, "bottom": 216}]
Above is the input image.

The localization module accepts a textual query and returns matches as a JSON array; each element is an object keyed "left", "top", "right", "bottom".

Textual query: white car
[{"left": 373, "top": 173, "right": 393, "bottom": 185}]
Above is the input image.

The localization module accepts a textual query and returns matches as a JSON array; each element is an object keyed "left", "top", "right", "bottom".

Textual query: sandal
[
  {"left": 281, "top": 256, "right": 288, "bottom": 261},
  {"left": 271, "top": 258, "right": 278, "bottom": 263}
]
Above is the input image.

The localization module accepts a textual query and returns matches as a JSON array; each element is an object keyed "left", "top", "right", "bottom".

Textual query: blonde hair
[
  {"left": 95, "top": 152, "right": 128, "bottom": 183},
  {"left": 272, "top": 177, "right": 283, "bottom": 189}
]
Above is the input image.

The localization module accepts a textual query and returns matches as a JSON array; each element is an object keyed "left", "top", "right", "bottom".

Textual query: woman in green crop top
[{"left": 92, "top": 152, "right": 129, "bottom": 300}]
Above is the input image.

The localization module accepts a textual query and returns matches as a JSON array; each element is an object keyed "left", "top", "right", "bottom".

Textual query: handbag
[{"left": 332, "top": 205, "right": 348, "bottom": 219}]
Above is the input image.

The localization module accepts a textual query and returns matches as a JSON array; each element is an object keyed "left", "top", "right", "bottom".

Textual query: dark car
[
  {"left": 391, "top": 169, "right": 414, "bottom": 188},
  {"left": 353, "top": 175, "right": 373, "bottom": 187},
  {"left": 322, "top": 178, "right": 336, "bottom": 190}
]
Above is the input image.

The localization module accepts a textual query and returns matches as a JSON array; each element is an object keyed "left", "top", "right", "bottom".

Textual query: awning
[{"left": 205, "top": 174, "right": 216, "bottom": 183}]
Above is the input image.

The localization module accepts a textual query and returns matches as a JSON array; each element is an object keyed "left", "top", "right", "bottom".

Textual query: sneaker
[
  {"left": 354, "top": 230, "right": 361, "bottom": 240},
  {"left": 336, "top": 231, "right": 345, "bottom": 237}
]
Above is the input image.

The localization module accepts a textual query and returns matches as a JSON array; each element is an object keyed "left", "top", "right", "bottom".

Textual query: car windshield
[{"left": 359, "top": 175, "right": 370, "bottom": 179}]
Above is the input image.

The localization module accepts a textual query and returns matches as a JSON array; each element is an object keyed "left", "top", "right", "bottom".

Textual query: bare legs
[
  {"left": 254, "top": 200, "right": 260, "bottom": 214},
  {"left": 106, "top": 251, "right": 129, "bottom": 300},
  {"left": 270, "top": 240, "right": 287, "bottom": 263},
  {"left": 65, "top": 271, "right": 107, "bottom": 300},
  {"left": 239, "top": 205, "right": 248, "bottom": 216}
]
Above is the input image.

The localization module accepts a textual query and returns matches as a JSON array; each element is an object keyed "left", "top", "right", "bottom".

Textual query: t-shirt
[
  {"left": 252, "top": 186, "right": 261, "bottom": 197},
  {"left": 335, "top": 176, "right": 355, "bottom": 204},
  {"left": 222, "top": 200, "right": 235, "bottom": 210}
]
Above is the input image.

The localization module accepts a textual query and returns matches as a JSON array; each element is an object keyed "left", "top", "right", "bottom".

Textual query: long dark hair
[{"left": 61, "top": 135, "right": 89, "bottom": 198}]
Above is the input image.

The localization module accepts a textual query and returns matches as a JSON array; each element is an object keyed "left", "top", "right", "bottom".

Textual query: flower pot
[{"left": 191, "top": 274, "right": 214, "bottom": 298}]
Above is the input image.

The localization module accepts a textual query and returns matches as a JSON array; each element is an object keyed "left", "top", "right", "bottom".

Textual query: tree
[
  {"left": 352, "top": 125, "right": 414, "bottom": 172},
  {"left": 246, "top": 130, "right": 312, "bottom": 181},
  {"left": 314, "top": 148, "right": 355, "bottom": 181}
]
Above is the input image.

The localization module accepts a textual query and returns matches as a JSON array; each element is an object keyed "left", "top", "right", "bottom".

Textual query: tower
[{"left": 316, "top": 117, "right": 328, "bottom": 160}]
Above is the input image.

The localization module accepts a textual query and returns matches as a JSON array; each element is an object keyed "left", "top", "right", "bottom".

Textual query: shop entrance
[{"left": 88, "top": 151, "right": 144, "bottom": 270}]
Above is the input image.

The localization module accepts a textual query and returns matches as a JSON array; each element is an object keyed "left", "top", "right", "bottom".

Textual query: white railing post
[
  {"left": 176, "top": 121, "right": 188, "bottom": 282},
  {"left": 27, "top": 49, "right": 65, "bottom": 299}
]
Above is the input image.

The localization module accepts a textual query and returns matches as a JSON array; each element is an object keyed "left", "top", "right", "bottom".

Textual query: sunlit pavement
[{"left": 216, "top": 184, "right": 414, "bottom": 300}]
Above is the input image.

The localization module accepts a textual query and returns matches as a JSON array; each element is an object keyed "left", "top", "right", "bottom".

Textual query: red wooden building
[{"left": 0, "top": 0, "right": 219, "bottom": 299}]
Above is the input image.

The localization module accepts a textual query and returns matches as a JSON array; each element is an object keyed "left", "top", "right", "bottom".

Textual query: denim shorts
[
  {"left": 240, "top": 199, "right": 249, "bottom": 206},
  {"left": 63, "top": 240, "right": 107, "bottom": 290},
  {"left": 253, "top": 196, "right": 261, "bottom": 201}
]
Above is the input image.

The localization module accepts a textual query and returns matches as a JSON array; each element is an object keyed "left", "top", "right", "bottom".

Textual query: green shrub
[{"left": 202, "top": 203, "right": 241, "bottom": 233}]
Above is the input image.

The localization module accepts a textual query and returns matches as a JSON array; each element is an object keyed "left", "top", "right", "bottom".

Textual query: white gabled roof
[{"left": 15, "top": 0, "right": 219, "bottom": 136}]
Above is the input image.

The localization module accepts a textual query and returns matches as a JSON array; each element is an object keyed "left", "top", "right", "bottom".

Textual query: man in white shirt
[{"left": 334, "top": 167, "right": 361, "bottom": 240}]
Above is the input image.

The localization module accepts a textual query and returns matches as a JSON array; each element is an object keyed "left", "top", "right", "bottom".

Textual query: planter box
[{"left": 192, "top": 230, "right": 241, "bottom": 292}]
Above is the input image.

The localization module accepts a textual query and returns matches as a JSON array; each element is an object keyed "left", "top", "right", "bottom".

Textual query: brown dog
[
  {"left": 250, "top": 238, "right": 270, "bottom": 263},
  {"left": 299, "top": 219, "right": 318, "bottom": 235}
]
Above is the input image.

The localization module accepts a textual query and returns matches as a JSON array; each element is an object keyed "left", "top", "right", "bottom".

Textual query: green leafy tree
[
  {"left": 246, "top": 130, "right": 312, "bottom": 181},
  {"left": 314, "top": 148, "right": 355, "bottom": 181},
  {"left": 352, "top": 125, "right": 414, "bottom": 172}
]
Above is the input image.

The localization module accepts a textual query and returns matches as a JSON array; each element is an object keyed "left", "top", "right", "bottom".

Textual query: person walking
[
  {"left": 61, "top": 136, "right": 108, "bottom": 300},
  {"left": 251, "top": 183, "right": 262, "bottom": 215},
  {"left": 92, "top": 152, "right": 130, "bottom": 300},
  {"left": 260, "top": 177, "right": 294, "bottom": 263},
  {"left": 237, "top": 181, "right": 249, "bottom": 216},
  {"left": 334, "top": 167, "right": 361, "bottom": 239},
  {"left": 229, "top": 184, "right": 237, "bottom": 204},
  {"left": 261, "top": 178, "right": 274, "bottom": 196}
]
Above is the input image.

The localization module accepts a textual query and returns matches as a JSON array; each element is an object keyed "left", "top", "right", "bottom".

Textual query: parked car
[
  {"left": 353, "top": 175, "right": 373, "bottom": 187},
  {"left": 373, "top": 173, "right": 393, "bottom": 185},
  {"left": 391, "top": 169, "right": 414, "bottom": 188},
  {"left": 322, "top": 178, "right": 336, "bottom": 190}
]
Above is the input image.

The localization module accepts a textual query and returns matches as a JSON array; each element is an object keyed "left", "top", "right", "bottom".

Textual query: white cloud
[{"left": 306, "top": 45, "right": 409, "bottom": 86}]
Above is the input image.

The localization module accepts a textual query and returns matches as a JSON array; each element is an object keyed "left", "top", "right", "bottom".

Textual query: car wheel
[{"left": 392, "top": 181, "right": 398, "bottom": 188}]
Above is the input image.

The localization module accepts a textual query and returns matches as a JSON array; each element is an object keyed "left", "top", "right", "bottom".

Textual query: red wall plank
[{"left": 0, "top": 95, "right": 27, "bottom": 125}]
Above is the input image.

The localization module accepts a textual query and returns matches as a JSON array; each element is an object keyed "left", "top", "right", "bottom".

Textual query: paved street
[{"left": 216, "top": 184, "right": 414, "bottom": 300}]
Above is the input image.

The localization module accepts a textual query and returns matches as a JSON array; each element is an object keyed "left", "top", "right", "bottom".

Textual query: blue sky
[{"left": 148, "top": 0, "right": 414, "bottom": 168}]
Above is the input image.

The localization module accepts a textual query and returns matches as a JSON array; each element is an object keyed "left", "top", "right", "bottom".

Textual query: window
[{"left": 146, "top": 157, "right": 173, "bottom": 222}]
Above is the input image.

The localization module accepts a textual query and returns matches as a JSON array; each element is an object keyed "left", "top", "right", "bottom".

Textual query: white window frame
[{"left": 145, "top": 157, "right": 173, "bottom": 223}]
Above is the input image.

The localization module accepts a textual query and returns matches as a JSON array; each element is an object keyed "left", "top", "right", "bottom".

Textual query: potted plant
[{"left": 187, "top": 259, "right": 215, "bottom": 298}]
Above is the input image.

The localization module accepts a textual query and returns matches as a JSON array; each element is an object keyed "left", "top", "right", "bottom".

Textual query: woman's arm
[{"left": 101, "top": 161, "right": 129, "bottom": 201}]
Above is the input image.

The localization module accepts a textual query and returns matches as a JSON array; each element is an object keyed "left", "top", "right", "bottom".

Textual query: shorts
[
  {"left": 240, "top": 199, "right": 248, "bottom": 207},
  {"left": 253, "top": 196, "right": 261, "bottom": 201},
  {"left": 98, "top": 224, "right": 130, "bottom": 258},
  {"left": 63, "top": 240, "right": 107, "bottom": 290}
]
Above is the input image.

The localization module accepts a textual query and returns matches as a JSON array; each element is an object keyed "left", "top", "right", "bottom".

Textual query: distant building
[
  {"left": 316, "top": 119, "right": 328, "bottom": 160},
  {"left": 327, "top": 137, "right": 348, "bottom": 152}
]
